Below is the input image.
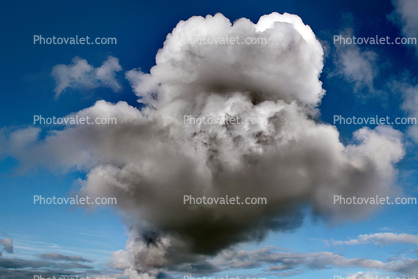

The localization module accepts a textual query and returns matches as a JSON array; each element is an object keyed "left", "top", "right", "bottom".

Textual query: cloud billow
[{"left": 1, "top": 12, "right": 405, "bottom": 279}]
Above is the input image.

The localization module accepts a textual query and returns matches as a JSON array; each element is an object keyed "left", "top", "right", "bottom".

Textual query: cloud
[
  {"left": 213, "top": 247, "right": 385, "bottom": 272},
  {"left": 330, "top": 233, "right": 418, "bottom": 246},
  {"left": 0, "top": 239, "right": 13, "bottom": 254},
  {"left": 127, "top": 12, "right": 325, "bottom": 108},
  {"left": 51, "top": 56, "right": 122, "bottom": 97},
  {"left": 211, "top": 246, "right": 418, "bottom": 277},
  {"left": 0, "top": 257, "right": 93, "bottom": 269},
  {"left": 113, "top": 244, "right": 408, "bottom": 277},
  {"left": 0, "top": 239, "right": 119, "bottom": 278},
  {"left": 401, "top": 83, "right": 418, "bottom": 142},
  {"left": 0, "top": 262, "right": 122, "bottom": 279},
  {"left": 333, "top": 28, "right": 378, "bottom": 93},
  {"left": 2, "top": 12, "right": 405, "bottom": 278},
  {"left": 389, "top": 1, "right": 418, "bottom": 142},
  {"left": 38, "top": 253, "right": 92, "bottom": 263},
  {"left": 389, "top": 81, "right": 418, "bottom": 142},
  {"left": 391, "top": 0, "right": 418, "bottom": 55}
]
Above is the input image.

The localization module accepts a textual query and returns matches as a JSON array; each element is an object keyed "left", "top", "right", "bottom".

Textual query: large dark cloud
[{"left": 0, "top": 12, "right": 405, "bottom": 279}]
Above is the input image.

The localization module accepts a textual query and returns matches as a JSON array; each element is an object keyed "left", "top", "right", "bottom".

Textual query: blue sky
[{"left": 2, "top": 0, "right": 418, "bottom": 279}]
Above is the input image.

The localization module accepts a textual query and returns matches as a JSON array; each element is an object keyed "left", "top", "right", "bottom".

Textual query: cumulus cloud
[
  {"left": 38, "top": 253, "right": 92, "bottom": 263},
  {"left": 2, "top": 12, "right": 405, "bottom": 278},
  {"left": 329, "top": 233, "right": 418, "bottom": 246},
  {"left": 51, "top": 56, "right": 122, "bottom": 97},
  {"left": 0, "top": 239, "right": 13, "bottom": 254},
  {"left": 127, "top": 12, "right": 324, "bottom": 108},
  {"left": 333, "top": 28, "right": 378, "bottom": 93}
]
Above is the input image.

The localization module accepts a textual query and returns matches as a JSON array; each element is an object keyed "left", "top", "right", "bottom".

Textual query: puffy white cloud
[
  {"left": 51, "top": 56, "right": 122, "bottom": 97},
  {"left": 129, "top": 12, "right": 324, "bottom": 108},
  {"left": 2, "top": 12, "right": 405, "bottom": 278}
]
